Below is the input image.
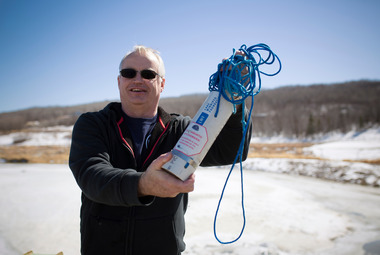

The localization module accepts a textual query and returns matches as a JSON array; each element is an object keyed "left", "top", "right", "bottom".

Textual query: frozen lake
[{"left": 0, "top": 163, "right": 379, "bottom": 255}]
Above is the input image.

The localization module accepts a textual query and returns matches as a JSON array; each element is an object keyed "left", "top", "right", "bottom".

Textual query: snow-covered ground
[
  {"left": 302, "top": 127, "right": 380, "bottom": 161},
  {"left": 250, "top": 127, "right": 380, "bottom": 187},
  {"left": 250, "top": 126, "right": 380, "bottom": 145},
  {"left": 1, "top": 126, "right": 379, "bottom": 163},
  {"left": 0, "top": 164, "right": 379, "bottom": 255},
  {"left": 184, "top": 168, "right": 380, "bottom": 255},
  {"left": 0, "top": 126, "right": 379, "bottom": 254},
  {"left": 248, "top": 157, "right": 380, "bottom": 186},
  {"left": 1, "top": 125, "right": 379, "bottom": 163},
  {"left": 0, "top": 126, "right": 73, "bottom": 147}
]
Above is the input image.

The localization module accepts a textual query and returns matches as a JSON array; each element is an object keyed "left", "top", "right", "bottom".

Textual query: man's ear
[{"left": 160, "top": 78, "right": 165, "bottom": 93}]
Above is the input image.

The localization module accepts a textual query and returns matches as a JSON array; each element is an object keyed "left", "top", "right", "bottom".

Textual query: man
[{"left": 69, "top": 45, "right": 252, "bottom": 255}]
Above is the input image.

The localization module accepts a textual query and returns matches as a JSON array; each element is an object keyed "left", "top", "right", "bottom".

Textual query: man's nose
[{"left": 134, "top": 72, "right": 143, "bottom": 81}]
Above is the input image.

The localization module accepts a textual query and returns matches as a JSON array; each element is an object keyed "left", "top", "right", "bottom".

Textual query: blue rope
[{"left": 209, "top": 43, "right": 281, "bottom": 244}]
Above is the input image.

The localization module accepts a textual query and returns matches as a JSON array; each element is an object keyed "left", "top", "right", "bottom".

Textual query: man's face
[{"left": 118, "top": 52, "right": 165, "bottom": 118}]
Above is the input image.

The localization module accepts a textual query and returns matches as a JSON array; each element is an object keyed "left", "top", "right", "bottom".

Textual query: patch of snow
[
  {"left": 0, "top": 126, "right": 73, "bottom": 146},
  {"left": 305, "top": 141, "right": 380, "bottom": 161},
  {"left": 251, "top": 126, "right": 380, "bottom": 144},
  {"left": 241, "top": 158, "right": 380, "bottom": 187},
  {"left": 1, "top": 164, "right": 380, "bottom": 255},
  {"left": 251, "top": 127, "right": 380, "bottom": 162}
]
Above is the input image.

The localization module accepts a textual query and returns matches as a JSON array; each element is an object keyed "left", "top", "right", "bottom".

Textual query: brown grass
[
  {"left": 248, "top": 143, "right": 318, "bottom": 159},
  {"left": 2, "top": 143, "right": 316, "bottom": 164},
  {"left": 344, "top": 159, "right": 380, "bottom": 165},
  {"left": 0, "top": 145, "right": 70, "bottom": 164},
  {"left": 249, "top": 143, "right": 380, "bottom": 165},
  {"left": 1, "top": 142, "right": 379, "bottom": 165}
]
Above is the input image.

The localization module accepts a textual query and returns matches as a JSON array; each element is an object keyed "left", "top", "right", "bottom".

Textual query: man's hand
[{"left": 138, "top": 152, "right": 195, "bottom": 198}]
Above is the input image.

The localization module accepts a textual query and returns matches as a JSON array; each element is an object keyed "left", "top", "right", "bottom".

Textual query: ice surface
[{"left": 0, "top": 164, "right": 379, "bottom": 255}]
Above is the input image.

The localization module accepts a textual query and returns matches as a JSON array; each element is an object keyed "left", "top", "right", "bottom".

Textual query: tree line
[
  {"left": 251, "top": 80, "right": 380, "bottom": 137},
  {"left": 0, "top": 80, "right": 379, "bottom": 138}
]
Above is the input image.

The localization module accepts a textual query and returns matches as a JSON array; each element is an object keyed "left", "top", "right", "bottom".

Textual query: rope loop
[
  {"left": 209, "top": 44, "right": 281, "bottom": 244},
  {"left": 209, "top": 43, "right": 281, "bottom": 112}
]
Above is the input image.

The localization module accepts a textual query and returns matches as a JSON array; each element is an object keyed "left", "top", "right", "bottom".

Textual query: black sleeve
[
  {"left": 69, "top": 113, "right": 153, "bottom": 207},
  {"left": 200, "top": 105, "right": 252, "bottom": 166}
]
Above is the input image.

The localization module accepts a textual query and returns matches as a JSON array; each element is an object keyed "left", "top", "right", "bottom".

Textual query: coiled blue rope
[{"left": 209, "top": 43, "right": 281, "bottom": 244}]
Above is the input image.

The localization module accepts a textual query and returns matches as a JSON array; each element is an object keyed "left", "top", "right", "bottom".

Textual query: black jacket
[{"left": 69, "top": 102, "right": 252, "bottom": 255}]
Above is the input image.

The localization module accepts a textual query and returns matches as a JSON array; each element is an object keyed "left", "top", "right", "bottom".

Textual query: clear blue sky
[{"left": 1, "top": 0, "right": 379, "bottom": 113}]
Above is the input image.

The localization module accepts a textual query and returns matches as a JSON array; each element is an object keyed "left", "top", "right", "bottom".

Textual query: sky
[{"left": 0, "top": 0, "right": 379, "bottom": 113}]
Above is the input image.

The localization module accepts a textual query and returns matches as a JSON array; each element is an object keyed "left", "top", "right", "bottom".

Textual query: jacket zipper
[
  {"left": 141, "top": 120, "right": 171, "bottom": 169},
  {"left": 116, "top": 117, "right": 137, "bottom": 254},
  {"left": 117, "top": 117, "right": 136, "bottom": 158},
  {"left": 117, "top": 116, "right": 170, "bottom": 254}
]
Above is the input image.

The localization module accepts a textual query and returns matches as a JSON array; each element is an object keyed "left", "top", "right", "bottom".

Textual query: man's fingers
[
  {"left": 140, "top": 152, "right": 196, "bottom": 198},
  {"left": 182, "top": 174, "right": 195, "bottom": 193},
  {"left": 150, "top": 152, "right": 172, "bottom": 170}
]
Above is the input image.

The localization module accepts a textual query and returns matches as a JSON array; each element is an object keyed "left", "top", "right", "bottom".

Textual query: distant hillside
[
  {"left": 0, "top": 80, "right": 379, "bottom": 137},
  {"left": 0, "top": 101, "right": 112, "bottom": 131},
  {"left": 251, "top": 80, "right": 380, "bottom": 137}
]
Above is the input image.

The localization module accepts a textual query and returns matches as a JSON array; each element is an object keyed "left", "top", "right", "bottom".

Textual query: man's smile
[{"left": 130, "top": 88, "right": 147, "bottom": 93}]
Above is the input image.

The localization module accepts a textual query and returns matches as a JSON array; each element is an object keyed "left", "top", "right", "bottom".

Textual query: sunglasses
[{"left": 120, "top": 68, "right": 161, "bottom": 80}]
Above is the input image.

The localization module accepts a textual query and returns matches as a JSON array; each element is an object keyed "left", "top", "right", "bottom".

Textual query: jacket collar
[
  {"left": 107, "top": 103, "right": 172, "bottom": 167},
  {"left": 106, "top": 102, "right": 171, "bottom": 126}
]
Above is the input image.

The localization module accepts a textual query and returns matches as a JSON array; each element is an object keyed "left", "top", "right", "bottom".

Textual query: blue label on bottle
[{"left": 196, "top": 112, "right": 209, "bottom": 126}]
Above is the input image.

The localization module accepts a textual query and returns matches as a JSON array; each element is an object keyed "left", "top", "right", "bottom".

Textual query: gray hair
[{"left": 119, "top": 45, "right": 165, "bottom": 78}]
